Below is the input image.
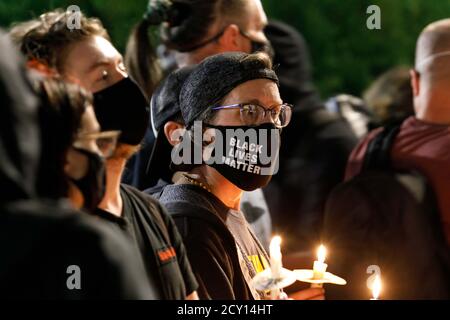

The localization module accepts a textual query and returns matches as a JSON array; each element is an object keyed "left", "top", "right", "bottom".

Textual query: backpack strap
[{"left": 362, "top": 123, "right": 402, "bottom": 172}]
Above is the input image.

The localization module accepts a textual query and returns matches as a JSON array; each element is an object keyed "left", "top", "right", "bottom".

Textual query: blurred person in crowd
[
  {"left": 263, "top": 21, "right": 358, "bottom": 253},
  {"left": 325, "top": 67, "right": 414, "bottom": 139},
  {"left": 125, "top": 0, "right": 274, "bottom": 250},
  {"left": 35, "top": 71, "right": 119, "bottom": 214},
  {"left": 325, "top": 94, "right": 373, "bottom": 139},
  {"left": 322, "top": 23, "right": 450, "bottom": 299},
  {"left": 346, "top": 19, "right": 450, "bottom": 246},
  {"left": 157, "top": 51, "right": 324, "bottom": 300},
  {"left": 0, "top": 30, "right": 155, "bottom": 299},
  {"left": 363, "top": 66, "right": 414, "bottom": 127},
  {"left": 126, "top": 0, "right": 272, "bottom": 98},
  {"left": 11, "top": 9, "right": 199, "bottom": 300}
]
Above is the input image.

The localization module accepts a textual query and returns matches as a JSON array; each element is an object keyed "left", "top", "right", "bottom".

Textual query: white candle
[
  {"left": 269, "top": 236, "right": 283, "bottom": 300},
  {"left": 269, "top": 236, "right": 282, "bottom": 279},
  {"left": 311, "top": 245, "right": 328, "bottom": 288},
  {"left": 370, "top": 275, "right": 382, "bottom": 300}
]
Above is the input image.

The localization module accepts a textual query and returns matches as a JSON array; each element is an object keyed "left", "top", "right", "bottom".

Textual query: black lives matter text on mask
[
  {"left": 171, "top": 121, "right": 280, "bottom": 176},
  {"left": 222, "top": 136, "right": 262, "bottom": 175}
]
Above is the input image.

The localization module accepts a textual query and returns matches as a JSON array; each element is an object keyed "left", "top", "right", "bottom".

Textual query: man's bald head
[
  {"left": 415, "top": 19, "right": 450, "bottom": 76},
  {"left": 412, "top": 19, "right": 450, "bottom": 124}
]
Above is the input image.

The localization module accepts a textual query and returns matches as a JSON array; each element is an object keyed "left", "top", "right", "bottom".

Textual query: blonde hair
[{"left": 10, "top": 9, "right": 109, "bottom": 72}]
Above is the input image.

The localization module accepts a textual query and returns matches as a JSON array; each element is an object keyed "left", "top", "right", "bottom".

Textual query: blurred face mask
[{"left": 70, "top": 147, "right": 106, "bottom": 212}]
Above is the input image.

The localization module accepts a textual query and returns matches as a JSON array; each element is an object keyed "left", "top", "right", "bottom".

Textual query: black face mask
[
  {"left": 204, "top": 123, "right": 281, "bottom": 191},
  {"left": 93, "top": 77, "right": 149, "bottom": 146},
  {"left": 70, "top": 147, "right": 106, "bottom": 212}
]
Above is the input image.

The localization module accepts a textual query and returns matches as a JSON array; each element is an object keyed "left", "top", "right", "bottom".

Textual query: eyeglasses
[
  {"left": 211, "top": 103, "right": 292, "bottom": 128},
  {"left": 73, "top": 130, "right": 121, "bottom": 158}
]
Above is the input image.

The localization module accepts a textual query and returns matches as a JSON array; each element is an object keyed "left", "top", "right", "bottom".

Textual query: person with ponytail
[{"left": 126, "top": 0, "right": 273, "bottom": 99}]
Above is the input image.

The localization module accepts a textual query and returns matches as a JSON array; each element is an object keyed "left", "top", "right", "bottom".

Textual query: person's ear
[
  {"left": 164, "top": 121, "right": 185, "bottom": 146},
  {"left": 219, "top": 24, "right": 243, "bottom": 52},
  {"left": 410, "top": 69, "right": 420, "bottom": 97}
]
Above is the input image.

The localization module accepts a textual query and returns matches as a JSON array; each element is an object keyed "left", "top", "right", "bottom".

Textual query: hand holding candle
[
  {"left": 294, "top": 244, "right": 346, "bottom": 287},
  {"left": 251, "top": 235, "right": 297, "bottom": 299}
]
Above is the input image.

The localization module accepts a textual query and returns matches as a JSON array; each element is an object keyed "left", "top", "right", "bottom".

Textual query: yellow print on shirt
[{"left": 248, "top": 255, "right": 269, "bottom": 274}]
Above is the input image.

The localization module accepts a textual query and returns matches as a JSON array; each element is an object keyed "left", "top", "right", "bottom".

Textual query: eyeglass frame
[{"left": 210, "top": 103, "right": 292, "bottom": 128}]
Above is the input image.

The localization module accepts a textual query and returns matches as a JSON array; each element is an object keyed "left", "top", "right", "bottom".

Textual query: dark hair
[
  {"left": 125, "top": 0, "right": 248, "bottom": 99},
  {"left": 10, "top": 9, "right": 109, "bottom": 73},
  {"left": 363, "top": 66, "right": 414, "bottom": 126},
  {"left": 36, "top": 77, "right": 91, "bottom": 199},
  {"left": 167, "top": 111, "right": 184, "bottom": 124}
]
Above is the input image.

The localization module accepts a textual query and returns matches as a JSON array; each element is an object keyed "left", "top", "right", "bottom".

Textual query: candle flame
[
  {"left": 372, "top": 275, "right": 382, "bottom": 299},
  {"left": 317, "top": 245, "right": 326, "bottom": 263}
]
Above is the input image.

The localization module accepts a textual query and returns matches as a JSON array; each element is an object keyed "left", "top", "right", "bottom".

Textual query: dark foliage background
[{"left": 1, "top": 0, "right": 449, "bottom": 98}]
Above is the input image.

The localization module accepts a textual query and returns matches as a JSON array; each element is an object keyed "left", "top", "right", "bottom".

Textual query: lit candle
[
  {"left": 269, "top": 236, "right": 282, "bottom": 279},
  {"left": 370, "top": 275, "right": 382, "bottom": 300},
  {"left": 269, "top": 236, "right": 283, "bottom": 300},
  {"left": 311, "top": 245, "right": 328, "bottom": 288}
]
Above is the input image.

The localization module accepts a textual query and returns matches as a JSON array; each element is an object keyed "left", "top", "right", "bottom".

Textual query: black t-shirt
[
  {"left": 94, "top": 184, "right": 198, "bottom": 300},
  {"left": 159, "top": 183, "right": 268, "bottom": 300}
]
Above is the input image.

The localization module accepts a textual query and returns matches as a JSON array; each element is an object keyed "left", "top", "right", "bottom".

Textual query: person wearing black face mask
[
  {"left": 0, "top": 31, "right": 154, "bottom": 298},
  {"left": 126, "top": 0, "right": 274, "bottom": 98},
  {"left": 65, "top": 105, "right": 119, "bottom": 213},
  {"left": 90, "top": 76, "right": 199, "bottom": 300},
  {"left": 157, "top": 52, "right": 325, "bottom": 301},
  {"left": 35, "top": 75, "right": 120, "bottom": 214}
]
